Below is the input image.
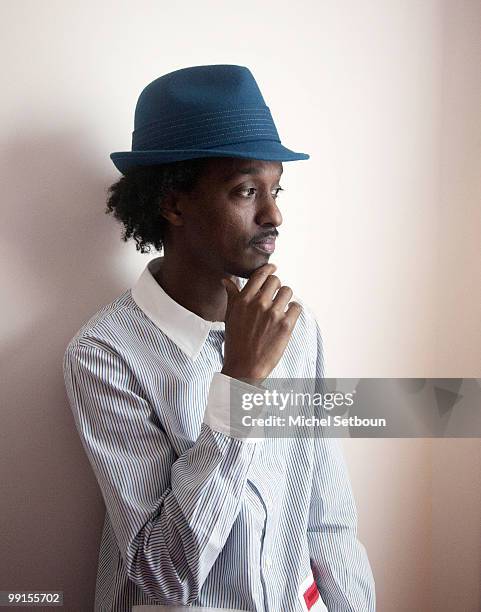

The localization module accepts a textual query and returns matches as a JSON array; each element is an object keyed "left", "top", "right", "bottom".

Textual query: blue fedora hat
[{"left": 110, "top": 64, "right": 309, "bottom": 174}]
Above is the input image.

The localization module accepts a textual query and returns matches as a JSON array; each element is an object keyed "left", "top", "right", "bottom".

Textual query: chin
[{"left": 226, "top": 254, "right": 271, "bottom": 279}]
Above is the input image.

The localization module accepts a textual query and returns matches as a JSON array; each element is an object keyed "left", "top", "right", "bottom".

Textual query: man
[{"left": 63, "top": 65, "right": 375, "bottom": 611}]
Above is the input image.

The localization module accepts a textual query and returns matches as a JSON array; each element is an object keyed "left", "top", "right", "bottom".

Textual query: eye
[
  {"left": 239, "top": 187, "right": 256, "bottom": 198},
  {"left": 237, "top": 186, "right": 284, "bottom": 199}
]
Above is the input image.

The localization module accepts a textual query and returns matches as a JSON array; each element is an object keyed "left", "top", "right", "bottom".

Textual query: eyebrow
[{"left": 222, "top": 166, "right": 283, "bottom": 182}]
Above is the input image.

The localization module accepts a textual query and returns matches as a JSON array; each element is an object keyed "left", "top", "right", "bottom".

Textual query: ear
[{"left": 159, "top": 191, "right": 184, "bottom": 227}]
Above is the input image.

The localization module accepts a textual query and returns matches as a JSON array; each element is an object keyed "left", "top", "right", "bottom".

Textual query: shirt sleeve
[
  {"left": 203, "top": 371, "right": 267, "bottom": 440},
  {"left": 63, "top": 336, "right": 260, "bottom": 605},
  {"left": 307, "top": 320, "right": 376, "bottom": 611}
]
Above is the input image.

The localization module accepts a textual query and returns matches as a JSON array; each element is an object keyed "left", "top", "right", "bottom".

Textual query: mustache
[{"left": 250, "top": 230, "right": 278, "bottom": 243}]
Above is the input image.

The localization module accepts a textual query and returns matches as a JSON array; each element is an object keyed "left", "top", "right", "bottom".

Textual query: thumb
[{"left": 221, "top": 275, "right": 239, "bottom": 299}]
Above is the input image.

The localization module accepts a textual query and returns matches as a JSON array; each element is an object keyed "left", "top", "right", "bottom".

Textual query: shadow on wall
[{"left": 1, "top": 127, "right": 134, "bottom": 610}]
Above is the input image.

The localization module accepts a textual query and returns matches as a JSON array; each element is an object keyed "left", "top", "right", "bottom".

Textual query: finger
[
  {"left": 221, "top": 277, "right": 240, "bottom": 321},
  {"left": 284, "top": 301, "right": 303, "bottom": 327},
  {"left": 221, "top": 276, "right": 240, "bottom": 298},
  {"left": 240, "top": 263, "right": 277, "bottom": 300},
  {"left": 256, "top": 275, "right": 282, "bottom": 304},
  {"left": 271, "top": 286, "right": 293, "bottom": 312}
]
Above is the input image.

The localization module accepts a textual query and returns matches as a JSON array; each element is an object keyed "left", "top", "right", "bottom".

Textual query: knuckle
[
  {"left": 257, "top": 299, "right": 270, "bottom": 312},
  {"left": 256, "top": 266, "right": 271, "bottom": 276},
  {"left": 267, "top": 300, "right": 281, "bottom": 313},
  {"left": 270, "top": 308, "right": 283, "bottom": 322},
  {"left": 279, "top": 286, "right": 293, "bottom": 298}
]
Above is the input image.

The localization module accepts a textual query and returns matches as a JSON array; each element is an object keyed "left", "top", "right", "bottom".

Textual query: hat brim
[{"left": 110, "top": 140, "right": 309, "bottom": 174}]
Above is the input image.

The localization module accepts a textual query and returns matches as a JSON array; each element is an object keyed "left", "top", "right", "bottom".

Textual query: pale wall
[{"left": 1, "top": 1, "right": 479, "bottom": 610}]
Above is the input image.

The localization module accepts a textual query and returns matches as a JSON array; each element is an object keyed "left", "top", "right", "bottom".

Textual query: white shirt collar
[{"left": 131, "top": 256, "right": 246, "bottom": 361}]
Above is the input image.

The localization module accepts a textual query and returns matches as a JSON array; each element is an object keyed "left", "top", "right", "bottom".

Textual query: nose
[{"left": 255, "top": 191, "right": 283, "bottom": 228}]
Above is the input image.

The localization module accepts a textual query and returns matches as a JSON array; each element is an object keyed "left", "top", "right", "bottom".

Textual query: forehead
[{"left": 202, "top": 157, "right": 283, "bottom": 183}]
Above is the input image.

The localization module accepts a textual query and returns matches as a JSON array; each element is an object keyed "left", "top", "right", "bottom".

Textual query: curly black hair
[{"left": 105, "top": 158, "right": 210, "bottom": 254}]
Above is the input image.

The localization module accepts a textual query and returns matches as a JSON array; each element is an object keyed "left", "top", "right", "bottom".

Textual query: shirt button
[{"left": 264, "top": 556, "right": 272, "bottom": 568}]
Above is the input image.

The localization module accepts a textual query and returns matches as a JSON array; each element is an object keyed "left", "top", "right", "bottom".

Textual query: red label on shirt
[{"left": 303, "top": 580, "right": 320, "bottom": 610}]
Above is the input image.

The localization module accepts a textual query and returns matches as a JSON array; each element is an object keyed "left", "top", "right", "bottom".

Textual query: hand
[{"left": 220, "top": 263, "right": 302, "bottom": 381}]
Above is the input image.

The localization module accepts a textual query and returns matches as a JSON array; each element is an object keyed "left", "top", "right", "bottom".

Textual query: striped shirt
[{"left": 63, "top": 256, "right": 375, "bottom": 612}]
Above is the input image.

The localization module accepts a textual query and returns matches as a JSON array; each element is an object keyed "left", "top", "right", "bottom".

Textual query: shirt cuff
[{"left": 203, "top": 372, "right": 266, "bottom": 442}]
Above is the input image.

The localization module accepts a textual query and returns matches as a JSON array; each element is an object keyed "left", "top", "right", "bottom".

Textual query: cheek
[
  {"left": 217, "top": 213, "right": 250, "bottom": 246},
  {"left": 217, "top": 214, "right": 241, "bottom": 232},
  {"left": 187, "top": 196, "right": 251, "bottom": 252}
]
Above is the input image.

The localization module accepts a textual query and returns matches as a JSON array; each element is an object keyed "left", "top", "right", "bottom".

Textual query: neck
[{"left": 153, "top": 252, "right": 229, "bottom": 323}]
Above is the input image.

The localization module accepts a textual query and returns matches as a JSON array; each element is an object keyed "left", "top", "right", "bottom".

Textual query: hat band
[{"left": 132, "top": 107, "right": 280, "bottom": 151}]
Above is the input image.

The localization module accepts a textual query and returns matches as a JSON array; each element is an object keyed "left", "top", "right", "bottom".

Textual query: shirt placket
[
  {"left": 207, "top": 329, "right": 225, "bottom": 367},
  {"left": 207, "top": 328, "right": 271, "bottom": 610},
  {"left": 253, "top": 449, "right": 280, "bottom": 611}
]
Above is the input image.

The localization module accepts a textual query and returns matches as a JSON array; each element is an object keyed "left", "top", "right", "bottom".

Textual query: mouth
[{"left": 251, "top": 237, "right": 276, "bottom": 254}]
